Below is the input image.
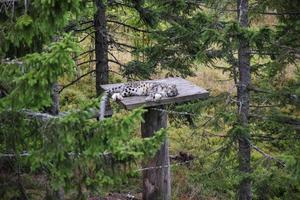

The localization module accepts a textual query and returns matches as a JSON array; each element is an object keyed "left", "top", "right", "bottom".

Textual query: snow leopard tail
[
  {"left": 98, "top": 91, "right": 109, "bottom": 120},
  {"left": 98, "top": 85, "right": 123, "bottom": 120}
]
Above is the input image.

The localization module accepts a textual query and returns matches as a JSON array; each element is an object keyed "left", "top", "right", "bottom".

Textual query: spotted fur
[
  {"left": 98, "top": 82, "right": 178, "bottom": 120},
  {"left": 108, "top": 82, "right": 179, "bottom": 101}
]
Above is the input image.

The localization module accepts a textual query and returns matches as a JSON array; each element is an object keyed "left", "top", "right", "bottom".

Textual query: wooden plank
[
  {"left": 141, "top": 106, "right": 170, "bottom": 200},
  {"left": 100, "top": 77, "right": 209, "bottom": 110}
]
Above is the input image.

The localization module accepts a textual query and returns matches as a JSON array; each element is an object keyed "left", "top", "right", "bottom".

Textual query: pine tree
[
  {"left": 236, "top": 1, "right": 251, "bottom": 198},
  {"left": 131, "top": 0, "right": 300, "bottom": 198},
  {"left": 0, "top": 1, "right": 165, "bottom": 199}
]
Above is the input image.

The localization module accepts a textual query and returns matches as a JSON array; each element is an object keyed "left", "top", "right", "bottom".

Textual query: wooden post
[
  {"left": 141, "top": 106, "right": 171, "bottom": 200},
  {"left": 101, "top": 77, "right": 209, "bottom": 200}
]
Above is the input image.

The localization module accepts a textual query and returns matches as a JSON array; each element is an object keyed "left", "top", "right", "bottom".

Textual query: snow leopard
[
  {"left": 98, "top": 82, "right": 179, "bottom": 120},
  {"left": 109, "top": 82, "right": 179, "bottom": 101}
]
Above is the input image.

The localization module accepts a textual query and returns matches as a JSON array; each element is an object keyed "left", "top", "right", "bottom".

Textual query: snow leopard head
[{"left": 166, "top": 84, "right": 178, "bottom": 97}]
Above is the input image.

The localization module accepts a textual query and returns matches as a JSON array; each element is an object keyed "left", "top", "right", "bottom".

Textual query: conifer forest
[{"left": 1, "top": 0, "right": 300, "bottom": 199}]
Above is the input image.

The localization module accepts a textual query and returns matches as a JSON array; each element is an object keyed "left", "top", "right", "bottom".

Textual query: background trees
[
  {"left": 134, "top": 0, "right": 300, "bottom": 199},
  {"left": 1, "top": 0, "right": 300, "bottom": 199},
  {"left": 0, "top": 0, "right": 165, "bottom": 199}
]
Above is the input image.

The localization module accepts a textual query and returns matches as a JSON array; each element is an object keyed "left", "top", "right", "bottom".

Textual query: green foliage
[
  {"left": 0, "top": 0, "right": 86, "bottom": 57},
  {"left": 0, "top": 101, "right": 165, "bottom": 197},
  {"left": 0, "top": 34, "right": 80, "bottom": 109},
  {"left": 1, "top": 0, "right": 300, "bottom": 198},
  {"left": 0, "top": 1, "right": 168, "bottom": 198},
  {"left": 144, "top": 0, "right": 300, "bottom": 198}
]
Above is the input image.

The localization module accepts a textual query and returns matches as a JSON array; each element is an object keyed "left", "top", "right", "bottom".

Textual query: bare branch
[
  {"left": 73, "top": 48, "right": 95, "bottom": 60},
  {"left": 249, "top": 104, "right": 281, "bottom": 108},
  {"left": 108, "top": 40, "right": 137, "bottom": 50},
  {"left": 59, "top": 70, "right": 95, "bottom": 93},
  {"left": 248, "top": 85, "right": 272, "bottom": 94},
  {"left": 0, "top": 83, "right": 8, "bottom": 96},
  {"left": 249, "top": 141, "right": 286, "bottom": 168},
  {"left": 249, "top": 113, "right": 300, "bottom": 130},
  {"left": 109, "top": 69, "right": 123, "bottom": 77},
  {"left": 73, "top": 25, "right": 94, "bottom": 32},
  {"left": 77, "top": 59, "right": 97, "bottom": 66},
  {"left": 107, "top": 19, "right": 152, "bottom": 33},
  {"left": 65, "top": 20, "right": 93, "bottom": 32},
  {"left": 108, "top": 1, "right": 134, "bottom": 8},
  {"left": 116, "top": 41, "right": 136, "bottom": 49},
  {"left": 78, "top": 31, "right": 96, "bottom": 43},
  {"left": 198, "top": 4, "right": 300, "bottom": 16},
  {"left": 108, "top": 59, "right": 126, "bottom": 67}
]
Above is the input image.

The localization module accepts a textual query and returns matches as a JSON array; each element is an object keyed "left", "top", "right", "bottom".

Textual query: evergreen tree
[
  {"left": 0, "top": 1, "right": 165, "bottom": 199},
  {"left": 132, "top": 0, "right": 300, "bottom": 198},
  {"left": 1, "top": 0, "right": 300, "bottom": 199}
]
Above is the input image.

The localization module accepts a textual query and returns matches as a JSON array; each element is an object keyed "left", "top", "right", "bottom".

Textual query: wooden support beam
[
  {"left": 101, "top": 77, "right": 209, "bottom": 200},
  {"left": 141, "top": 106, "right": 170, "bottom": 200}
]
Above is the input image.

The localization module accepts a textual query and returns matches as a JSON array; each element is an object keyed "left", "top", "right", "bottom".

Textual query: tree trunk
[
  {"left": 141, "top": 106, "right": 171, "bottom": 200},
  {"left": 94, "top": 0, "right": 109, "bottom": 96},
  {"left": 237, "top": 0, "right": 252, "bottom": 199},
  {"left": 45, "top": 83, "right": 64, "bottom": 200},
  {"left": 49, "top": 83, "right": 59, "bottom": 115}
]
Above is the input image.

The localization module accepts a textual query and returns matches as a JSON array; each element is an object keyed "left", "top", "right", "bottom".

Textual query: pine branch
[
  {"left": 107, "top": 19, "right": 152, "bottom": 33},
  {"left": 248, "top": 85, "right": 272, "bottom": 94},
  {"left": 108, "top": 0, "right": 134, "bottom": 8},
  {"left": 253, "top": 11, "right": 300, "bottom": 16},
  {"left": 107, "top": 35, "right": 136, "bottom": 53},
  {"left": 109, "top": 69, "right": 123, "bottom": 77},
  {"left": 0, "top": 83, "right": 8, "bottom": 96},
  {"left": 198, "top": 4, "right": 300, "bottom": 16},
  {"left": 73, "top": 48, "right": 95, "bottom": 60},
  {"left": 116, "top": 41, "right": 136, "bottom": 49},
  {"left": 108, "top": 59, "right": 126, "bottom": 67},
  {"left": 249, "top": 104, "right": 281, "bottom": 108},
  {"left": 59, "top": 70, "right": 95, "bottom": 93},
  {"left": 73, "top": 25, "right": 94, "bottom": 32},
  {"left": 64, "top": 20, "right": 93, "bottom": 32},
  {"left": 252, "top": 134, "right": 300, "bottom": 141},
  {"left": 78, "top": 31, "right": 96, "bottom": 43},
  {"left": 249, "top": 114, "right": 300, "bottom": 130},
  {"left": 249, "top": 141, "right": 286, "bottom": 168},
  {"left": 108, "top": 51, "right": 119, "bottom": 63},
  {"left": 77, "top": 59, "right": 97, "bottom": 66}
]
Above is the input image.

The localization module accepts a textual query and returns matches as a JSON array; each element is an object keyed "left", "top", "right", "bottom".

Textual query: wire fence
[{"left": 150, "top": 107, "right": 196, "bottom": 116}]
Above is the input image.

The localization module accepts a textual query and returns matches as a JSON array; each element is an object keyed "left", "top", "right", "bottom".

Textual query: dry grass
[{"left": 188, "top": 67, "right": 234, "bottom": 95}]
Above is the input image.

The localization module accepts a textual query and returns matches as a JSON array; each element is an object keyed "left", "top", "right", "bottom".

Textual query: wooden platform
[{"left": 100, "top": 77, "right": 209, "bottom": 110}]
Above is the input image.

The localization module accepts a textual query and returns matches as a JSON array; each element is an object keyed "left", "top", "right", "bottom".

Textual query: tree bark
[
  {"left": 49, "top": 83, "right": 60, "bottom": 115},
  {"left": 94, "top": 0, "right": 109, "bottom": 96},
  {"left": 141, "top": 106, "right": 171, "bottom": 200},
  {"left": 237, "top": 0, "right": 252, "bottom": 199},
  {"left": 45, "top": 83, "right": 64, "bottom": 200}
]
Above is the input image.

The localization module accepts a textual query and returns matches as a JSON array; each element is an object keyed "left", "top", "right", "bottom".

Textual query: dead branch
[
  {"left": 73, "top": 25, "right": 94, "bottom": 32},
  {"left": 107, "top": 19, "right": 152, "bottom": 33},
  {"left": 248, "top": 85, "right": 272, "bottom": 94},
  {"left": 109, "top": 40, "right": 137, "bottom": 50},
  {"left": 59, "top": 70, "right": 95, "bottom": 93},
  {"left": 65, "top": 20, "right": 93, "bottom": 32},
  {"left": 249, "top": 141, "right": 286, "bottom": 168},
  {"left": 108, "top": 69, "right": 123, "bottom": 77},
  {"left": 73, "top": 48, "right": 95, "bottom": 60},
  {"left": 249, "top": 113, "right": 300, "bottom": 130},
  {"left": 77, "top": 59, "right": 97, "bottom": 66},
  {"left": 108, "top": 59, "right": 126, "bottom": 67},
  {"left": 78, "top": 31, "right": 96, "bottom": 43},
  {"left": 108, "top": 51, "right": 119, "bottom": 62}
]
